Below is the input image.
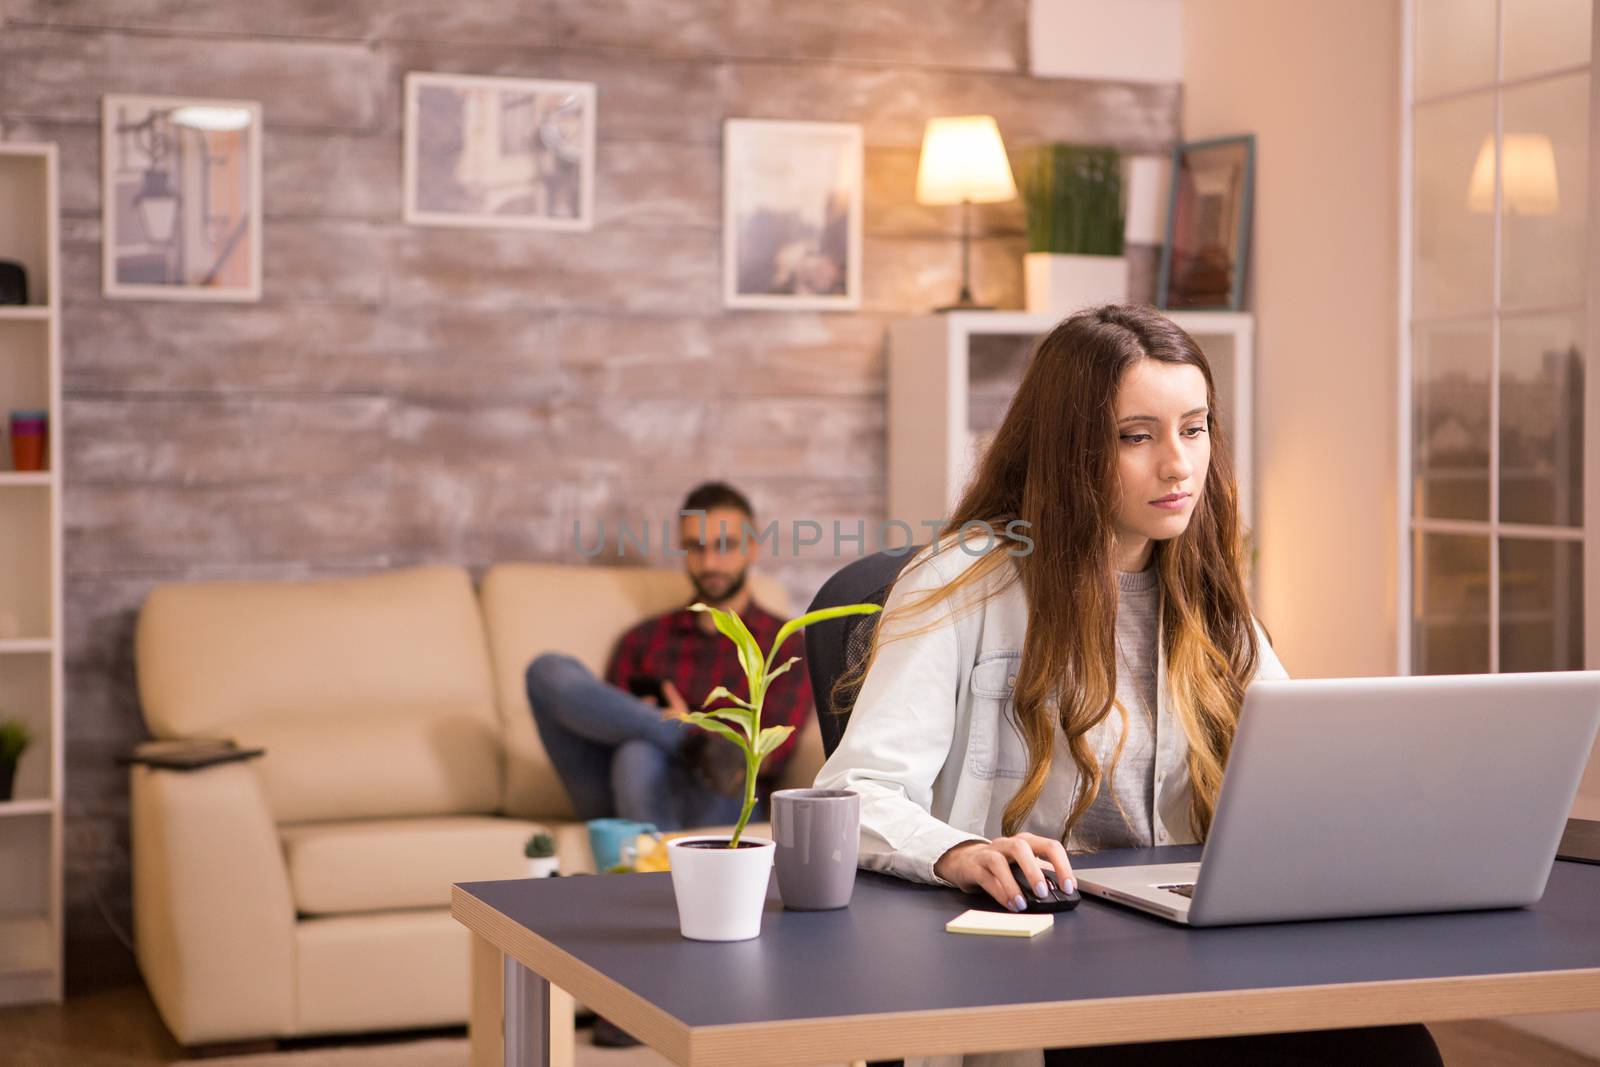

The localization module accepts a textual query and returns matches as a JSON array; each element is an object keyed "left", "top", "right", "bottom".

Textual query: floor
[
  {"left": 2, "top": 979, "right": 675, "bottom": 1067},
  {"left": 2, "top": 978, "right": 1597, "bottom": 1066}
]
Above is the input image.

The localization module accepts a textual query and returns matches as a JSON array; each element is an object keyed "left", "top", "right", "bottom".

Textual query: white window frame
[{"left": 1397, "top": 0, "right": 1599, "bottom": 674}]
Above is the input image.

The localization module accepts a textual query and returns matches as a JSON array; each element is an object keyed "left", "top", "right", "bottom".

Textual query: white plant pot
[
  {"left": 666, "top": 835, "right": 775, "bottom": 941},
  {"left": 525, "top": 856, "right": 560, "bottom": 878},
  {"left": 1023, "top": 252, "right": 1129, "bottom": 315}
]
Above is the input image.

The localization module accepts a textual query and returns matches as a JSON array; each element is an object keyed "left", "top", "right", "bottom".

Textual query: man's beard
[{"left": 690, "top": 567, "right": 748, "bottom": 605}]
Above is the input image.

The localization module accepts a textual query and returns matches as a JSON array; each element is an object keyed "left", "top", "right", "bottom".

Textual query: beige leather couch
[{"left": 132, "top": 563, "right": 823, "bottom": 1046}]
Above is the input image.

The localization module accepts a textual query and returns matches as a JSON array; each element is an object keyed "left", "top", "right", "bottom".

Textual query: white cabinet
[
  {"left": 0, "top": 142, "right": 63, "bottom": 1006},
  {"left": 887, "top": 310, "right": 1256, "bottom": 554}
]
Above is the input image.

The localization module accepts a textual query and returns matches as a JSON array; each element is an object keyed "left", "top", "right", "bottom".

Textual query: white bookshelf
[
  {"left": 887, "top": 310, "right": 1257, "bottom": 555},
  {"left": 0, "top": 142, "right": 63, "bottom": 1006}
]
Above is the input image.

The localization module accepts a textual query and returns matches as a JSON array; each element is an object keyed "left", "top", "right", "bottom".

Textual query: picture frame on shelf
[
  {"left": 723, "top": 119, "right": 862, "bottom": 311},
  {"left": 101, "top": 94, "right": 263, "bottom": 302},
  {"left": 1156, "top": 134, "right": 1255, "bottom": 311},
  {"left": 404, "top": 71, "right": 596, "bottom": 232}
]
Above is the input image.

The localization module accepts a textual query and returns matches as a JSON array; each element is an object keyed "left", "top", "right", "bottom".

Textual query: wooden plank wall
[{"left": 0, "top": 1, "right": 1179, "bottom": 969}]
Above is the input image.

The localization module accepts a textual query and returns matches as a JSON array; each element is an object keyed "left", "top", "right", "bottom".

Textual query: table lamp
[{"left": 915, "top": 114, "right": 1017, "bottom": 310}]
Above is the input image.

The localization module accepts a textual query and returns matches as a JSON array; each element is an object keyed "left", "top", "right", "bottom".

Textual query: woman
[{"left": 815, "top": 305, "right": 1440, "bottom": 1066}]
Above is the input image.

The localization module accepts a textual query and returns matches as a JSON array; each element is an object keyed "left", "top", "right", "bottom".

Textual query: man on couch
[{"left": 524, "top": 481, "right": 813, "bottom": 833}]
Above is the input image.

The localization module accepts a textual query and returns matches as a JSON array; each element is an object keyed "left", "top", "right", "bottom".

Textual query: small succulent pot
[
  {"left": 666, "top": 835, "right": 776, "bottom": 941},
  {"left": 0, "top": 760, "right": 14, "bottom": 802},
  {"left": 524, "top": 831, "right": 559, "bottom": 877}
]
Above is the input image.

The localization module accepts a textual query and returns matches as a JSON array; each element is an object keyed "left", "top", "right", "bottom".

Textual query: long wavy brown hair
[{"left": 845, "top": 304, "right": 1261, "bottom": 842}]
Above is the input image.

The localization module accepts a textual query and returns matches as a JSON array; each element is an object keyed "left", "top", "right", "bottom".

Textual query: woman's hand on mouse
[{"left": 934, "top": 833, "right": 1075, "bottom": 912}]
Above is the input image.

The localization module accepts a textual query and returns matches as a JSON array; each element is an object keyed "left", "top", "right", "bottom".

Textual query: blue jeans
[{"left": 524, "top": 653, "right": 751, "bottom": 831}]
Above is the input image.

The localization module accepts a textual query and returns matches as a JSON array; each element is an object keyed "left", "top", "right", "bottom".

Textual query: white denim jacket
[
  {"left": 814, "top": 541, "right": 1289, "bottom": 1067},
  {"left": 817, "top": 539, "right": 1290, "bottom": 881}
]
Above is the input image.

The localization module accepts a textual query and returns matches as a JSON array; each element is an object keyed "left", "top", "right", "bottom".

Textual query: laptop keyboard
[{"left": 1158, "top": 882, "right": 1197, "bottom": 899}]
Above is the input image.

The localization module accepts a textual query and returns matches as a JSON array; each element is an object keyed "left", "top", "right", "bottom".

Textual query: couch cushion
[
  {"left": 241, "top": 713, "right": 502, "bottom": 825},
  {"left": 136, "top": 566, "right": 502, "bottom": 823},
  {"left": 294, "top": 909, "right": 470, "bottom": 1035},
  {"left": 479, "top": 562, "right": 790, "bottom": 820},
  {"left": 281, "top": 815, "right": 551, "bottom": 916}
]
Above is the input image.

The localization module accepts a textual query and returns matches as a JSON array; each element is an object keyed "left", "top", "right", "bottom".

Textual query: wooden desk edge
[
  {"left": 453, "top": 885, "right": 695, "bottom": 1063},
  {"left": 686, "top": 969, "right": 1600, "bottom": 1065},
  {"left": 453, "top": 887, "right": 1600, "bottom": 1067}
]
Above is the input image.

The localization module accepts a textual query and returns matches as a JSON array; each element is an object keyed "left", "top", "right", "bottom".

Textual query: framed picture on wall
[
  {"left": 101, "top": 94, "right": 263, "bottom": 301},
  {"left": 404, "top": 72, "right": 596, "bottom": 232},
  {"left": 1156, "top": 134, "right": 1255, "bottom": 311},
  {"left": 723, "top": 119, "right": 863, "bottom": 311}
]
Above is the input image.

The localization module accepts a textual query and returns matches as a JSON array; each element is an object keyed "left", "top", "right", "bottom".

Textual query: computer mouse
[{"left": 975, "top": 860, "right": 1081, "bottom": 913}]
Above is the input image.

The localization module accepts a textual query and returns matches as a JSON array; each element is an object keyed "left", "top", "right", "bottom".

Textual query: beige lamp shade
[
  {"left": 915, "top": 115, "right": 1018, "bottom": 206},
  {"left": 1466, "top": 133, "right": 1560, "bottom": 215}
]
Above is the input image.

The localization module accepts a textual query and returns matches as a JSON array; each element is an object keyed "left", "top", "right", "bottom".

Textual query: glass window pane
[
  {"left": 1501, "top": 73, "right": 1590, "bottom": 309},
  {"left": 1414, "top": 320, "right": 1492, "bottom": 520},
  {"left": 1505, "top": 0, "right": 1593, "bottom": 80},
  {"left": 1500, "top": 538, "right": 1585, "bottom": 670},
  {"left": 1415, "top": 94, "right": 1495, "bottom": 316},
  {"left": 1500, "top": 311, "right": 1585, "bottom": 526},
  {"left": 1416, "top": 0, "right": 1497, "bottom": 97},
  {"left": 1414, "top": 531, "right": 1492, "bottom": 674}
]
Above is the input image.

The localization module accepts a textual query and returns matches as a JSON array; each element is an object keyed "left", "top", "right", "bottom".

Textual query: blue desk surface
[{"left": 456, "top": 845, "right": 1600, "bottom": 1030}]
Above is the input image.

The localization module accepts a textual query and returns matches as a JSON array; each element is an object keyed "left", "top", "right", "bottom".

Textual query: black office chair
[{"left": 804, "top": 546, "right": 924, "bottom": 757}]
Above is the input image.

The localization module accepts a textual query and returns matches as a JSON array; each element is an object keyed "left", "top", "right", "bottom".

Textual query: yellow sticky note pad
[{"left": 946, "top": 909, "right": 1054, "bottom": 938}]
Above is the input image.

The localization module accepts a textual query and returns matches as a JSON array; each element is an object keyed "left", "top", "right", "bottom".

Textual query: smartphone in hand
[{"left": 627, "top": 674, "right": 668, "bottom": 704}]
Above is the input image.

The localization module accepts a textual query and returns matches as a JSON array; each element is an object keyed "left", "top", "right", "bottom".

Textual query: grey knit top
[{"left": 1034, "top": 565, "right": 1162, "bottom": 850}]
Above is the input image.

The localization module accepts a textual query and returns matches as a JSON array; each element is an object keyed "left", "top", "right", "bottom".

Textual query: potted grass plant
[
  {"left": 0, "top": 716, "right": 32, "bottom": 803},
  {"left": 1020, "top": 143, "right": 1127, "bottom": 314},
  {"left": 664, "top": 600, "right": 880, "bottom": 941}
]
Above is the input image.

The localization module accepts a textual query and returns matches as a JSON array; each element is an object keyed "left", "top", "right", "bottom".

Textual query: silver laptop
[{"left": 1077, "top": 671, "right": 1600, "bottom": 926}]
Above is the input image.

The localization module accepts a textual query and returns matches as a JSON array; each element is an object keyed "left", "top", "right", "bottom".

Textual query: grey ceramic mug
[{"left": 771, "top": 788, "right": 861, "bottom": 910}]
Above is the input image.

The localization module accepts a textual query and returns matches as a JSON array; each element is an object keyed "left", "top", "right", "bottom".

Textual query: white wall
[
  {"left": 1181, "top": 0, "right": 1402, "bottom": 679},
  {"left": 1030, "top": 0, "right": 1183, "bottom": 82}
]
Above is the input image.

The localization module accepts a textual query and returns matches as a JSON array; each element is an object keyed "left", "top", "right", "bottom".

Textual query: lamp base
[{"left": 935, "top": 283, "right": 995, "bottom": 313}]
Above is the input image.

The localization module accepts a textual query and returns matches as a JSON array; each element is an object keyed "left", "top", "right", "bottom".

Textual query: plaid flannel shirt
[{"left": 604, "top": 600, "right": 813, "bottom": 775}]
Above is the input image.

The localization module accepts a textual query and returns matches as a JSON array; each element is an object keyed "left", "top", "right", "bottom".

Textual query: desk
[{"left": 452, "top": 846, "right": 1600, "bottom": 1066}]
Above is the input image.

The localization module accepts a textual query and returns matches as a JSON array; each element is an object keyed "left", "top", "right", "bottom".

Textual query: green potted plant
[
  {"left": 664, "top": 600, "right": 880, "bottom": 941},
  {"left": 524, "top": 831, "right": 560, "bottom": 878},
  {"left": 1019, "top": 143, "right": 1127, "bottom": 314},
  {"left": 0, "top": 716, "right": 32, "bottom": 803}
]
